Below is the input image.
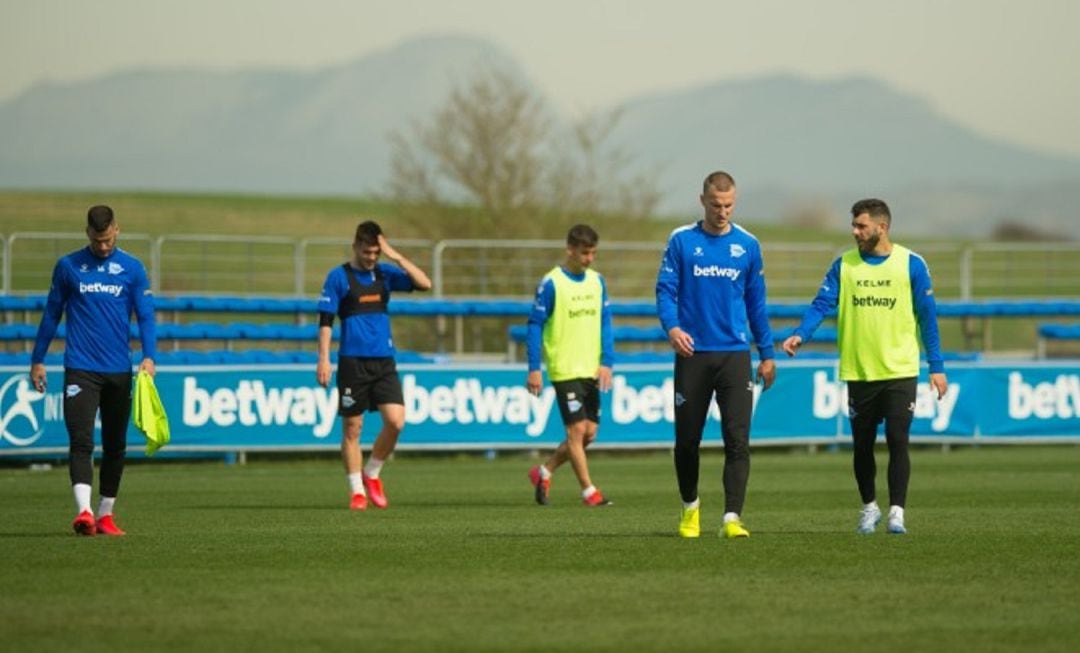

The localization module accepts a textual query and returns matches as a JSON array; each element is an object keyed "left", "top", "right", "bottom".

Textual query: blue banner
[{"left": 1, "top": 361, "right": 1077, "bottom": 454}]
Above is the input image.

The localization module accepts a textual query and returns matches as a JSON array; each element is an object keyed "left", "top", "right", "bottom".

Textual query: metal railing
[{"left": 3, "top": 232, "right": 1079, "bottom": 300}]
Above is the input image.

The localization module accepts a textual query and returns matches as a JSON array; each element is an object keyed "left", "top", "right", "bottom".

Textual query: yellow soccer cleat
[
  {"left": 678, "top": 505, "right": 700, "bottom": 538},
  {"left": 722, "top": 519, "right": 750, "bottom": 539}
]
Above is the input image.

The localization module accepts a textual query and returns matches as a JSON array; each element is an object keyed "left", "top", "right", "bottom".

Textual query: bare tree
[{"left": 389, "top": 67, "right": 659, "bottom": 238}]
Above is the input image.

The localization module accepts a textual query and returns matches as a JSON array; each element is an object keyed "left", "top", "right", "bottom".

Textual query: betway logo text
[
  {"left": 611, "top": 377, "right": 761, "bottom": 424},
  {"left": 851, "top": 295, "right": 896, "bottom": 309},
  {"left": 1008, "top": 372, "right": 1080, "bottom": 419},
  {"left": 811, "top": 371, "right": 960, "bottom": 431},
  {"left": 183, "top": 378, "right": 338, "bottom": 438},
  {"left": 403, "top": 376, "right": 555, "bottom": 436},
  {"left": 79, "top": 282, "right": 123, "bottom": 296},
  {"left": 693, "top": 265, "right": 740, "bottom": 280}
]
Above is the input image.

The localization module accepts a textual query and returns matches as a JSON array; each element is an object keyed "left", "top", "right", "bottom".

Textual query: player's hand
[
  {"left": 597, "top": 366, "right": 613, "bottom": 392},
  {"left": 138, "top": 358, "right": 156, "bottom": 377},
  {"left": 781, "top": 335, "right": 802, "bottom": 357},
  {"left": 526, "top": 370, "right": 543, "bottom": 396},
  {"left": 377, "top": 234, "right": 400, "bottom": 263},
  {"left": 757, "top": 359, "right": 776, "bottom": 390},
  {"left": 930, "top": 372, "right": 948, "bottom": 400},
  {"left": 30, "top": 363, "right": 47, "bottom": 393},
  {"left": 316, "top": 359, "right": 332, "bottom": 388},
  {"left": 667, "top": 327, "right": 695, "bottom": 357}
]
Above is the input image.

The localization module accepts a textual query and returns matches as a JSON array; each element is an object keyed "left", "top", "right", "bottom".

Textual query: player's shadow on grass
[
  {"left": 0, "top": 531, "right": 89, "bottom": 538},
  {"left": 182, "top": 503, "right": 342, "bottom": 511}
]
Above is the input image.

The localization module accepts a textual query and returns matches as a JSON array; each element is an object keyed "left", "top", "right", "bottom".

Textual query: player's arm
[
  {"left": 911, "top": 254, "right": 947, "bottom": 399},
  {"left": 598, "top": 276, "right": 614, "bottom": 392},
  {"left": 316, "top": 314, "right": 334, "bottom": 388},
  {"left": 132, "top": 262, "right": 157, "bottom": 376},
  {"left": 525, "top": 279, "right": 554, "bottom": 396},
  {"left": 315, "top": 271, "right": 341, "bottom": 388},
  {"left": 656, "top": 234, "right": 693, "bottom": 356},
  {"left": 744, "top": 242, "right": 775, "bottom": 389},
  {"left": 782, "top": 258, "right": 841, "bottom": 357},
  {"left": 30, "top": 261, "right": 70, "bottom": 392},
  {"left": 379, "top": 234, "right": 432, "bottom": 291}
]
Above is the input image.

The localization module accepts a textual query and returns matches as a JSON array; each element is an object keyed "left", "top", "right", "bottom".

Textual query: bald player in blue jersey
[
  {"left": 316, "top": 221, "right": 431, "bottom": 511},
  {"left": 31, "top": 205, "right": 157, "bottom": 537},
  {"left": 656, "top": 171, "right": 776, "bottom": 539}
]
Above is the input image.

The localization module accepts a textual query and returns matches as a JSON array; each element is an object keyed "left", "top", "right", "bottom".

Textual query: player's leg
[
  {"left": 336, "top": 356, "right": 368, "bottom": 510},
  {"left": 673, "top": 354, "right": 713, "bottom": 503},
  {"left": 714, "top": 351, "right": 753, "bottom": 537},
  {"left": 364, "top": 359, "right": 405, "bottom": 508},
  {"left": 674, "top": 354, "right": 713, "bottom": 537},
  {"left": 95, "top": 371, "right": 132, "bottom": 535},
  {"left": 63, "top": 369, "right": 100, "bottom": 535},
  {"left": 882, "top": 377, "right": 917, "bottom": 534},
  {"left": 848, "top": 380, "right": 884, "bottom": 533}
]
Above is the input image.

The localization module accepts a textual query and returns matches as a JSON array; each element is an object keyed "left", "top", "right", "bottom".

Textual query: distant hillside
[
  {"left": 610, "top": 75, "right": 1080, "bottom": 235},
  {"left": 0, "top": 35, "right": 532, "bottom": 196},
  {"left": 1, "top": 34, "right": 1077, "bottom": 236}
]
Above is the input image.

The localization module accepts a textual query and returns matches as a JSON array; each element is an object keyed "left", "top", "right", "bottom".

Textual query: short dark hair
[
  {"left": 566, "top": 224, "right": 598, "bottom": 248},
  {"left": 87, "top": 205, "right": 115, "bottom": 232},
  {"left": 703, "top": 171, "right": 735, "bottom": 194},
  {"left": 354, "top": 220, "right": 382, "bottom": 247},
  {"left": 851, "top": 198, "right": 891, "bottom": 225}
]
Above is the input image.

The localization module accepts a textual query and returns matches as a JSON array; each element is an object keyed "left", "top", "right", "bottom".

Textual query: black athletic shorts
[
  {"left": 846, "top": 377, "right": 918, "bottom": 428},
  {"left": 551, "top": 378, "right": 601, "bottom": 426},
  {"left": 336, "top": 356, "right": 403, "bottom": 416}
]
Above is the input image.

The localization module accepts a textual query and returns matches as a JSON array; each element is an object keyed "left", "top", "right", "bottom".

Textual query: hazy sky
[{"left": 3, "top": 0, "right": 1078, "bottom": 157}]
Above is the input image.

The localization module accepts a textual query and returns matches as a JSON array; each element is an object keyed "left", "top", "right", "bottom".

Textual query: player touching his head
[{"left": 316, "top": 221, "right": 431, "bottom": 511}]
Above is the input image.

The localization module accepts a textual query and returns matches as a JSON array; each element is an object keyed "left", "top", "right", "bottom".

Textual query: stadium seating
[{"left": 1036, "top": 323, "right": 1080, "bottom": 358}]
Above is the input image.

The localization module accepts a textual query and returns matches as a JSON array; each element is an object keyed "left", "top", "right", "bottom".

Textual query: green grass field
[{"left": 2, "top": 446, "right": 1078, "bottom": 652}]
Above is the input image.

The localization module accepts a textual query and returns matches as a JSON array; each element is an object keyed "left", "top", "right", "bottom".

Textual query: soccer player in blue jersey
[
  {"left": 656, "top": 171, "right": 776, "bottom": 539},
  {"left": 782, "top": 199, "right": 948, "bottom": 535},
  {"left": 524, "top": 225, "right": 615, "bottom": 507},
  {"left": 316, "top": 221, "right": 431, "bottom": 511},
  {"left": 30, "top": 205, "right": 157, "bottom": 536}
]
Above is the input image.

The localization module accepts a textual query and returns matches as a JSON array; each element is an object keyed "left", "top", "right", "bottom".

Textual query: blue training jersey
[
  {"left": 525, "top": 267, "right": 615, "bottom": 372},
  {"left": 32, "top": 246, "right": 157, "bottom": 373},
  {"left": 318, "top": 262, "right": 415, "bottom": 358},
  {"left": 655, "top": 221, "right": 774, "bottom": 358},
  {"left": 794, "top": 249, "right": 945, "bottom": 374}
]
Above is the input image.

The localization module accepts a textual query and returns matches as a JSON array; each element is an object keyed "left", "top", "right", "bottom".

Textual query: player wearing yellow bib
[
  {"left": 526, "top": 225, "right": 615, "bottom": 507},
  {"left": 782, "top": 199, "right": 948, "bottom": 535}
]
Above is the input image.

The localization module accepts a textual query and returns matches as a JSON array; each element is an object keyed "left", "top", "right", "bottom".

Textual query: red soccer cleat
[
  {"left": 363, "top": 475, "right": 388, "bottom": 509},
  {"left": 528, "top": 466, "right": 550, "bottom": 506},
  {"left": 95, "top": 514, "right": 126, "bottom": 536},
  {"left": 583, "top": 490, "right": 612, "bottom": 507},
  {"left": 349, "top": 493, "right": 368, "bottom": 511},
  {"left": 72, "top": 510, "right": 96, "bottom": 536}
]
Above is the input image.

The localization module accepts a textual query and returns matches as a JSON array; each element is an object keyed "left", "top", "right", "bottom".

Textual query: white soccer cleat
[
  {"left": 856, "top": 505, "right": 881, "bottom": 534},
  {"left": 887, "top": 509, "right": 907, "bottom": 535}
]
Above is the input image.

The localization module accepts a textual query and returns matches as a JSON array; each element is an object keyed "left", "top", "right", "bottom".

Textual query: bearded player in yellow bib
[
  {"left": 526, "top": 225, "right": 615, "bottom": 507},
  {"left": 782, "top": 199, "right": 948, "bottom": 535}
]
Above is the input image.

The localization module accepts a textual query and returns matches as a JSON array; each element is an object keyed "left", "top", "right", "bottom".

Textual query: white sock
[
  {"left": 889, "top": 505, "right": 904, "bottom": 520},
  {"left": 363, "top": 457, "right": 385, "bottom": 479},
  {"left": 683, "top": 498, "right": 700, "bottom": 510},
  {"left": 73, "top": 484, "right": 92, "bottom": 514},
  {"left": 865, "top": 501, "right": 880, "bottom": 512},
  {"left": 347, "top": 472, "right": 365, "bottom": 495},
  {"left": 723, "top": 512, "right": 740, "bottom": 524},
  {"left": 98, "top": 496, "right": 116, "bottom": 517},
  {"left": 538, "top": 465, "right": 552, "bottom": 480},
  {"left": 582, "top": 485, "right": 597, "bottom": 499}
]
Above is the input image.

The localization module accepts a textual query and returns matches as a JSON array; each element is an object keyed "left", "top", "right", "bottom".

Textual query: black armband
[{"left": 318, "top": 311, "right": 335, "bottom": 328}]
